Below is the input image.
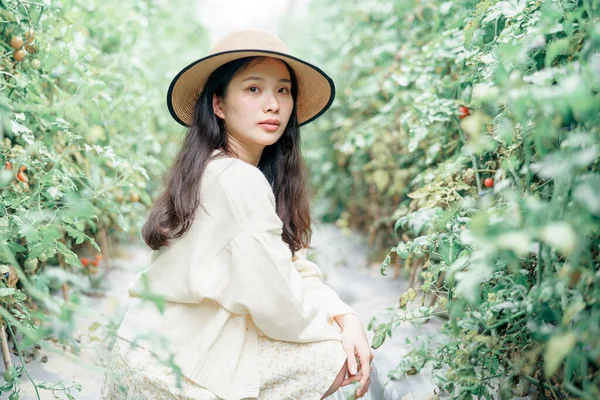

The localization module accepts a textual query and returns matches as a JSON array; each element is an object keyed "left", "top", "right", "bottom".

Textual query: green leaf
[
  {"left": 380, "top": 254, "right": 391, "bottom": 276},
  {"left": 8, "top": 242, "right": 26, "bottom": 253},
  {"left": 574, "top": 176, "right": 600, "bottom": 216},
  {"left": 372, "top": 169, "right": 390, "bottom": 192},
  {"left": 66, "top": 226, "right": 86, "bottom": 245},
  {"left": 27, "top": 242, "right": 48, "bottom": 259},
  {"left": 544, "top": 332, "right": 576, "bottom": 378},
  {"left": 56, "top": 242, "right": 81, "bottom": 268},
  {"left": 0, "top": 288, "right": 16, "bottom": 296},
  {"left": 394, "top": 216, "right": 409, "bottom": 233},
  {"left": 0, "top": 9, "right": 17, "bottom": 22},
  {"left": 545, "top": 38, "right": 570, "bottom": 67},
  {"left": 407, "top": 187, "right": 430, "bottom": 199},
  {"left": 562, "top": 302, "right": 585, "bottom": 325},
  {"left": 496, "top": 231, "right": 531, "bottom": 256},
  {"left": 539, "top": 223, "right": 577, "bottom": 255},
  {"left": 372, "top": 323, "right": 388, "bottom": 349},
  {"left": 439, "top": 236, "right": 461, "bottom": 264},
  {"left": 396, "top": 242, "right": 409, "bottom": 259},
  {"left": 88, "top": 322, "right": 101, "bottom": 332}
]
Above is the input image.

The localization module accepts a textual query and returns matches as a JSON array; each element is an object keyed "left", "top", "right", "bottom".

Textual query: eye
[
  {"left": 247, "top": 86, "right": 260, "bottom": 93},
  {"left": 279, "top": 87, "right": 291, "bottom": 94}
]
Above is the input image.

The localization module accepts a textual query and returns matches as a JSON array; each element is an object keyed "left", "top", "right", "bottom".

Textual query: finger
[
  {"left": 358, "top": 349, "right": 371, "bottom": 391},
  {"left": 341, "top": 374, "right": 361, "bottom": 386},
  {"left": 356, "top": 376, "right": 371, "bottom": 398},
  {"left": 356, "top": 376, "right": 371, "bottom": 397},
  {"left": 342, "top": 371, "right": 362, "bottom": 385},
  {"left": 344, "top": 346, "right": 358, "bottom": 375}
]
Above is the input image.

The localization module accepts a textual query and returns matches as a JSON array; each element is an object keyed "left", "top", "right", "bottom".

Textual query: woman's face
[{"left": 212, "top": 57, "right": 294, "bottom": 152}]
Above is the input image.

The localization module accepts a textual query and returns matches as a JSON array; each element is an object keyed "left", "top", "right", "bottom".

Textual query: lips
[
  {"left": 259, "top": 118, "right": 280, "bottom": 126},
  {"left": 258, "top": 118, "right": 281, "bottom": 132}
]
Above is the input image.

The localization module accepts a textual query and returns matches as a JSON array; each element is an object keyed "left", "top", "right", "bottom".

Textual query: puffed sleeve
[
  {"left": 292, "top": 250, "right": 357, "bottom": 319},
  {"left": 204, "top": 164, "right": 341, "bottom": 342}
]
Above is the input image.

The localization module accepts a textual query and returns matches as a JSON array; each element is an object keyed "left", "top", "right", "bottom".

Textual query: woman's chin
[{"left": 252, "top": 131, "right": 284, "bottom": 147}]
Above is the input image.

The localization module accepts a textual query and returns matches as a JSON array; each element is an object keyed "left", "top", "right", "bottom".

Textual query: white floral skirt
[{"left": 101, "top": 333, "right": 347, "bottom": 400}]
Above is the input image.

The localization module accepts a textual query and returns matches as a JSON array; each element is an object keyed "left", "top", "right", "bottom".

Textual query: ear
[{"left": 212, "top": 94, "right": 225, "bottom": 119}]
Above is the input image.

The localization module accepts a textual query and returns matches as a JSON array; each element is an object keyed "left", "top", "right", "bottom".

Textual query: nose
[{"left": 263, "top": 91, "right": 279, "bottom": 113}]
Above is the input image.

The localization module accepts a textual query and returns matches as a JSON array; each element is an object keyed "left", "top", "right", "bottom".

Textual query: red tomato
[
  {"left": 5, "top": 161, "right": 11, "bottom": 170},
  {"left": 11, "top": 36, "right": 23, "bottom": 50},
  {"left": 91, "top": 259, "right": 99, "bottom": 267},
  {"left": 14, "top": 49, "right": 26, "bottom": 62},
  {"left": 17, "top": 172, "right": 28, "bottom": 183},
  {"left": 129, "top": 192, "right": 140, "bottom": 202},
  {"left": 25, "top": 43, "right": 38, "bottom": 54},
  {"left": 24, "top": 30, "right": 35, "bottom": 43},
  {"left": 81, "top": 257, "right": 89, "bottom": 267},
  {"left": 484, "top": 178, "right": 494, "bottom": 188},
  {"left": 458, "top": 106, "right": 470, "bottom": 119}
]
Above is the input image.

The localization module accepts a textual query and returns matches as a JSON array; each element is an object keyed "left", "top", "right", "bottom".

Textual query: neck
[{"left": 227, "top": 135, "right": 263, "bottom": 167}]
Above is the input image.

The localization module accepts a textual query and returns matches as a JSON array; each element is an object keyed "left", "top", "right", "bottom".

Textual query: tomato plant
[
  {"left": 0, "top": 0, "right": 208, "bottom": 396},
  {"left": 296, "top": 0, "right": 600, "bottom": 398}
]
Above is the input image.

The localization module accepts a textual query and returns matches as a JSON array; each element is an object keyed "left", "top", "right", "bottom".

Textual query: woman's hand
[{"left": 334, "top": 313, "right": 373, "bottom": 398}]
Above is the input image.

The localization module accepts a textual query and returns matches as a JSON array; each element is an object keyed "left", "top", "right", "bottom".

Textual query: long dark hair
[{"left": 142, "top": 56, "right": 311, "bottom": 255}]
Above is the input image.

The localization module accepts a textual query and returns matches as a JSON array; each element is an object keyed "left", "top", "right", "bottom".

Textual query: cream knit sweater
[{"left": 117, "top": 151, "right": 356, "bottom": 400}]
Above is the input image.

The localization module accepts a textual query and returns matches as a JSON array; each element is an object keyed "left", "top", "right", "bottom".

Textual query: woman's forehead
[{"left": 236, "top": 57, "right": 291, "bottom": 82}]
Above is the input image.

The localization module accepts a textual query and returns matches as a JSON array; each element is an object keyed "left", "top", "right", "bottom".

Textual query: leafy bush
[
  {"left": 296, "top": 0, "right": 600, "bottom": 398},
  {"left": 0, "top": 0, "right": 206, "bottom": 396}
]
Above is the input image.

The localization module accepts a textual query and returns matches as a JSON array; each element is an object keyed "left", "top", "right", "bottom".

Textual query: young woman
[{"left": 101, "top": 29, "right": 373, "bottom": 400}]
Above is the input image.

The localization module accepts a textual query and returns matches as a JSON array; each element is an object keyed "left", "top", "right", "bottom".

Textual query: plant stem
[
  {"left": 457, "top": 122, "right": 482, "bottom": 193},
  {"left": 485, "top": 310, "right": 526, "bottom": 331},
  {"left": 521, "top": 373, "right": 591, "bottom": 399},
  {"left": 524, "top": 132, "right": 533, "bottom": 191},
  {"left": 0, "top": 321, "right": 12, "bottom": 370},
  {"left": 563, "top": 382, "right": 588, "bottom": 398},
  {"left": 4, "top": 314, "right": 41, "bottom": 399},
  {"left": 35, "top": 6, "right": 45, "bottom": 26},
  {"left": 537, "top": 243, "right": 544, "bottom": 286},
  {"left": 521, "top": 373, "right": 558, "bottom": 396}
]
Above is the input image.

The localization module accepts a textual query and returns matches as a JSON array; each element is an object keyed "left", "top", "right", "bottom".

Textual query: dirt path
[
  {"left": 9, "top": 244, "right": 147, "bottom": 400},
  {"left": 308, "top": 224, "right": 441, "bottom": 400},
  {"left": 10, "top": 224, "right": 443, "bottom": 400}
]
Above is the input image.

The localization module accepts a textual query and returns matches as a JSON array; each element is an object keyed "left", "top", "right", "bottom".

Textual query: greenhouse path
[{"left": 12, "top": 224, "right": 443, "bottom": 400}]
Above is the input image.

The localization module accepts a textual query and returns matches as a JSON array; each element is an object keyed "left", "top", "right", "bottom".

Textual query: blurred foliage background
[
  {"left": 288, "top": 0, "right": 600, "bottom": 398},
  {"left": 0, "top": 0, "right": 206, "bottom": 396}
]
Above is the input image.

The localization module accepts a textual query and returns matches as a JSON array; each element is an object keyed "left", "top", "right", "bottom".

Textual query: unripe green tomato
[
  {"left": 3, "top": 367, "right": 15, "bottom": 382},
  {"left": 38, "top": 253, "right": 48, "bottom": 262},
  {"left": 30, "top": 59, "right": 41, "bottom": 70},
  {"left": 9, "top": 392, "right": 20, "bottom": 400},
  {"left": 21, "top": 59, "right": 30, "bottom": 71},
  {"left": 24, "top": 258, "right": 38, "bottom": 272}
]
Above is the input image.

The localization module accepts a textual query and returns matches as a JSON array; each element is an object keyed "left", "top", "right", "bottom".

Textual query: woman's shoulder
[
  {"left": 204, "top": 153, "right": 278, "bottom": 229},
  {"left": 207, "top": 152, "right": 272, "bottom": 198},
  {"left": 205, "top": 154, "right": 275, "bottom": 209}
]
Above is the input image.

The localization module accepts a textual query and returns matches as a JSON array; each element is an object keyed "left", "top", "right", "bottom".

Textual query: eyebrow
[{"left": 241, "top": 76, "right": 292, "bottom": 84}]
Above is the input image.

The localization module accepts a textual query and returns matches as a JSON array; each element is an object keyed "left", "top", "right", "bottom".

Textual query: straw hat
[{"left": 166, "top": 29, "right": 336, "bottom": 127}]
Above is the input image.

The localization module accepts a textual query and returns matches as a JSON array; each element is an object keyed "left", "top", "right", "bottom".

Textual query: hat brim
[{"left": 167, "top": 49, "right": 335, "bottom": 128}]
